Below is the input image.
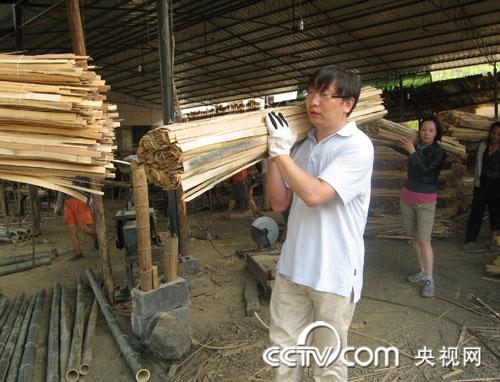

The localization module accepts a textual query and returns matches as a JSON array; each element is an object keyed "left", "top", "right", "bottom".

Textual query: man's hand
[{"left": 265, "top": 111, "right": 297, "bottom": 159}]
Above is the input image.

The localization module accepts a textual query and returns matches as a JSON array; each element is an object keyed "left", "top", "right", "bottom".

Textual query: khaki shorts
[{"left": 400, "top": 199, "right": 436, "bottom": 241}]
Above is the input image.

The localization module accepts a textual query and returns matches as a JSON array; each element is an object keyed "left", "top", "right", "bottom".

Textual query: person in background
[
  {"left": 225, "top": 168, "right": 260, "bottom": 217},
  {"left": 64, "top": 196, "right": 98, "bottom": 261},
  {"left": 463, "top": 122, "right": 500, "bottom": 252},
  {"left": 396, "top": 117, "right": 446, "bottom": 298}
]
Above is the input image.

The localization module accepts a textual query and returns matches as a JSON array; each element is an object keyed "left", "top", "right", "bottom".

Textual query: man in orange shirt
[
  {"left": 64, "top": 196, "right": 98, "bottom": 260},
  {"left": 226, "top": 169, "right": 260, "bottom": 217}
]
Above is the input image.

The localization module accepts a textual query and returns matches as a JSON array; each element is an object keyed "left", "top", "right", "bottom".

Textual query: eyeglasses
[{"left": 304, "top": 89, "right": 349, "bottom": 101}]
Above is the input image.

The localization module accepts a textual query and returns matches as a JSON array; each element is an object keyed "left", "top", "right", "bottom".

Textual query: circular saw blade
[{"left": 251, "top": 216, "right": 279, "bottom": 248}]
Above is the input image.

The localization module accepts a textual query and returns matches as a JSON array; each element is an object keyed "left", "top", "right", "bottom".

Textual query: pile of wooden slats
[
  {"left": 438, "top": 110, "right": 498, "bottom": 141},
  {"left": 138, "top": 87, "right": 385, "bottom": 201},
  {"left": 0, "top": 53, "right": 117, "bottom": 201}
]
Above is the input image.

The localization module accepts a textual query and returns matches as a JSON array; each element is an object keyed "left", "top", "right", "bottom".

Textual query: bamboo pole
[
  {"left": 163, "top": 235, "right": 178, "bottom": 283},
  {"left": 5, "top": 292, "right": 37, "bottom": 382},
  {"left": 0, "top": 297, "right": 8, "bottom": 326},
  {"left": 66, "top": 279, "right": 85, "bottom": 382},
  {"left": 86, "top": 269, "right": 150, "bottom": 382},
  {"left": 46, "top": 284, "right": 61, "bottom": 382},
  {"left": 79, "top": 298, "right": 98, "bottom": 376},
  {"left": 17, "top": 289, "right": 46, "bottom": 382},
  {"left": 152, "top": 266, "right": 159, "bottom": 289},
  {"left": 0, "top": 249, "right": 56, "bottom": 267},
  {"left": 0, "top": 299, "right": 28, "bottom": 379},
  {"left": 131, "top": 161, "right": 153, "bottom": 292},
  {"left": 0, "top": 256, "right": 52, "bottom": 276},
  {"left": 59, "top": 285, "right": 71, "bottom": 382},
  {"left": 0, "top": 294, "right": 25, "bottom": 357}
]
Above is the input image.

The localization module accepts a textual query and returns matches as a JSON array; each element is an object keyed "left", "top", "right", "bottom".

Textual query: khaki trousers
[{"left": 270, "top": 273, "right": 356, "bottom": 382}]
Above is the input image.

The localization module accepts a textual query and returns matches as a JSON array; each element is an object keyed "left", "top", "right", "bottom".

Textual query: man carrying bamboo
[{"left": 265, "top": 65, "right": 374, "bottom": 381}]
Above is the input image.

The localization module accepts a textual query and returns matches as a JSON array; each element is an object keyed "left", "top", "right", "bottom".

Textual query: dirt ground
[{"left": 1, "top": 197, "right": 499, "bottom": 382}]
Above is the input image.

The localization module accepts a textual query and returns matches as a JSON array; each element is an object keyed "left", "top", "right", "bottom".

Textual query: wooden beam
[
  {"left": 65, "top": 0, "right": 114, "bottom": 300},
  {"left": 65, "top": 0, "right": 86, "bottom": 57}
]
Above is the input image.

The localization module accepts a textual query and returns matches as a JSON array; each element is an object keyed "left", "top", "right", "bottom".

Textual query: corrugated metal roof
[{"left": 1, "top": 0, "right": 499, "bottom": 109}]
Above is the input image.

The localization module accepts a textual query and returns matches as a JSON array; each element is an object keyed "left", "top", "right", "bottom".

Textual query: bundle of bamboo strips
[
  {"left": 438, "top": 110, "right": 498, "bottom": 141},
  {"left": 139, "top": 87, "right": 385, "bottom": 201},
  {"left": 362, "top": 119, "right": 467, "bottom": 159},
  {"left": 0, "top": 53, "right": 118, "bottom": 201}
]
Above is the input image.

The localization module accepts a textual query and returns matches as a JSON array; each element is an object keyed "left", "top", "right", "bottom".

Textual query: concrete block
[
  {"left": 144, "top": 313, "right": 191, "bottom": 360},
  {"left": 132, "top": 306, "right": 188, "bottom": 339},
  {"left": 131, "top": 278, "right": 188, "bottom": 319},
  {"left": 184, "top": 256, "right": 199, "bottom": 275}
]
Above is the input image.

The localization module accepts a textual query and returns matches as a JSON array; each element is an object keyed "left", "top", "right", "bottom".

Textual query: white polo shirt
[{"left": 278, "top": 121, "right": 374, "bottom": 302}]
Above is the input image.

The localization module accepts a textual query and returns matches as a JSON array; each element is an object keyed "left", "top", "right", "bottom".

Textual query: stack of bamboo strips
[
  {"left": 0, "top": 53, "right": 118, "bottom": 201},
  {"left": 139, "top": 87, "right": 385, "bottom": 201},
  {"left": 438, "top": 110, "right": 498, "bottom": 141}
]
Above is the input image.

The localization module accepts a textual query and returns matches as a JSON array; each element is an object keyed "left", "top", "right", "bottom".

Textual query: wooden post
[
  {"left": 0, "top": 182, "right": 8, "bottom": 217},
  {"left": 66, "top": 0, "right": 114, "bottom": 301},
  {"left": 91, "top": 189, "right": 114, "bottom": 301},
  {"left": 28, "top": 186, "right": 40, "bottom": 233},
  {"left": 176, "top": 187, "right": 189, "bottom": 259},
  {"left": 131, "top": 161, "right": 153, "bottom": 292},
  {"left": 65, "top": 0, "right": 86, "bottom": 56},
  {"left": 494, "top": 62, "right": 498, "bottom": 118},
  {"left": 164, "top": 235, "right": 178, "bottom": 283},
  {"left": 157, "top": 0, "right": 189, "bottom": 259}
]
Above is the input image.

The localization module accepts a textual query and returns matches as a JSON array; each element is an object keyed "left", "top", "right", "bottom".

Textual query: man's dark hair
[
  {"left": 307, "top": 65, "right": 361, "bottom": 117},
  {"left": 418, "top": 116, "right": 442, "bottom": 142}
]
